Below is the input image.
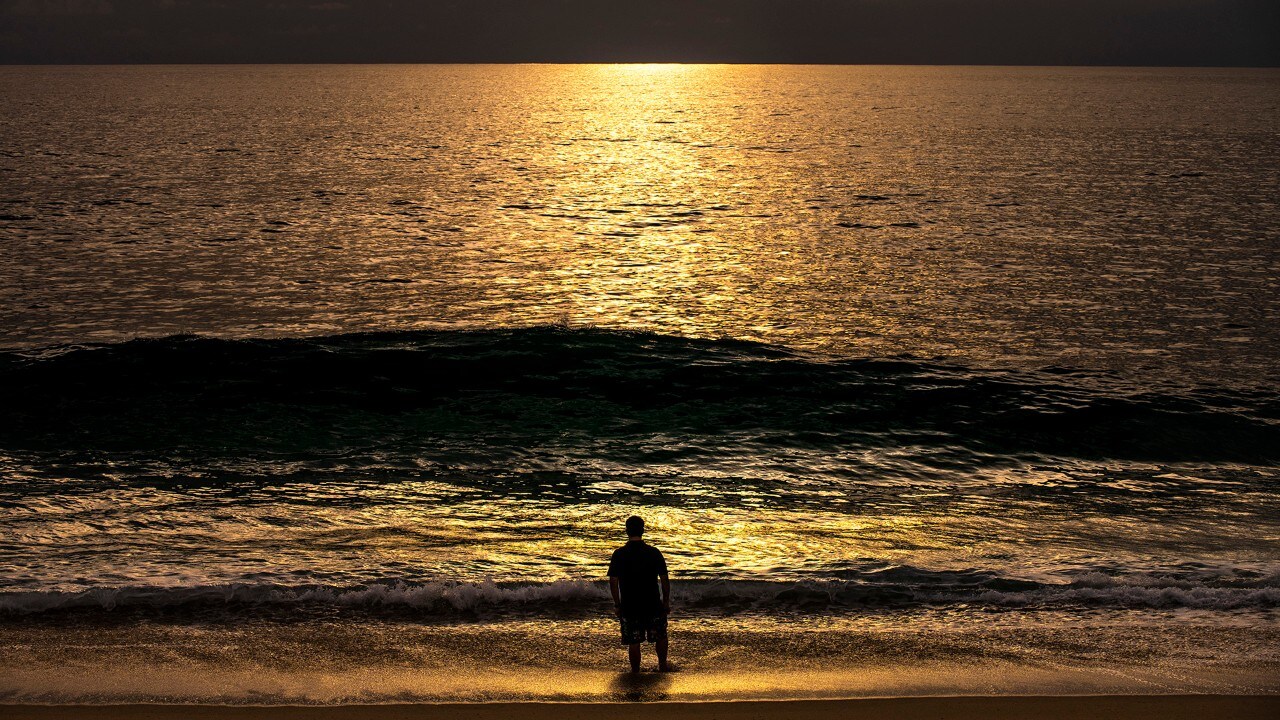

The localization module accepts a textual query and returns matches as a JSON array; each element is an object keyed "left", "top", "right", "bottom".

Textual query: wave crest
[{"left": 5, "top": 570, "right": 1278, "bottom": 617}]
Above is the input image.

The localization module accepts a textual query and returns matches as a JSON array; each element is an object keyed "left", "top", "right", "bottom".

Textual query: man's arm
[
  {"left": 657, "top": 549, "right": 671, "bottom": 613},
  {"left": 610, "top": 576, "right": 622, "bottom": 616}
]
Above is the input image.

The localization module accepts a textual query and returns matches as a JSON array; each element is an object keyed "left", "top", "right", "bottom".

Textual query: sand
[{"left": 5, "top": 696, "right": 1278, "bottom": 720}]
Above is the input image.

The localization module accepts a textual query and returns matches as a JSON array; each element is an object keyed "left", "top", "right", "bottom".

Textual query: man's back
[
  {"left": 608, "top": 540, "right": 667, "bottom": 615},
  {"left": 608, "top": 516, "right": 671, "bottom": 672}
]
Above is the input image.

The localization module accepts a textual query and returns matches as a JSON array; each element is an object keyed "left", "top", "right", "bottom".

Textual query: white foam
[{"left": 2, "top": 571, "right": 1278, "bottom": 615}]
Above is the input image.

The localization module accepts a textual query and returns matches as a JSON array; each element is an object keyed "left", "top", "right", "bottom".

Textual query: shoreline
[{"left": 5, "top": 696, "right": 1280, "bottom": 720}]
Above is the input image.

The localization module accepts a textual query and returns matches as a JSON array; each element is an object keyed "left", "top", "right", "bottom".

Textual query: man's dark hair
[{"left": 625, "top": 515, "right": 644, "bottom": 537}]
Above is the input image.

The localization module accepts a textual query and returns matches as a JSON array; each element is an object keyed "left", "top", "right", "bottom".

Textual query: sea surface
[{"left": 0, "top": 65, "right": 1278, "bottom": 703}]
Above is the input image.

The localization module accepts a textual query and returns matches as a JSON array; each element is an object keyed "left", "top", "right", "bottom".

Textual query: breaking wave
[{"left": 5, "top": 567, "right": 1278, "bottom": 618}]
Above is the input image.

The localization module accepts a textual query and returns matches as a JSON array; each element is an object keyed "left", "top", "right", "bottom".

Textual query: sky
[{"left": 0, "top": 0, "right": 1277, "bottom": 66}]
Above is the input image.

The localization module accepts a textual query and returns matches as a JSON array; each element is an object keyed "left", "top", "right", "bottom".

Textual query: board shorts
[{"left": 618, "top": 612, "right": 667, "bottom": 645}]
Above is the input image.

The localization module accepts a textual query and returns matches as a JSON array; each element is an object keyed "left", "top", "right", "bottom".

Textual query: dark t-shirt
[{"left": 607, "top": 540, "right": 668, "bottom": 617}]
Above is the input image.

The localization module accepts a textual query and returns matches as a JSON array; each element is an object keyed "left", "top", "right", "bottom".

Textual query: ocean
[{"left": 0, "top": 64, "right": 1277, "bottom": 703}]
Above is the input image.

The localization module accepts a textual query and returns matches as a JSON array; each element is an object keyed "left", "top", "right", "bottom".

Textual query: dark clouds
[{"left": 1, "top": 0, "right": 1276, "bottom": 65}]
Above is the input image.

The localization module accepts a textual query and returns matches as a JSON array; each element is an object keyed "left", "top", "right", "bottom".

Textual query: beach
[{"left": 7, "top": 696, "right": 1280, "bottom": 720}]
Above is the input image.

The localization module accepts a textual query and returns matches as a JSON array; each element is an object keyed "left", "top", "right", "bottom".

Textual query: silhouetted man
[{"left": 607, "top": 515, "right": 671, "bottom": 672}]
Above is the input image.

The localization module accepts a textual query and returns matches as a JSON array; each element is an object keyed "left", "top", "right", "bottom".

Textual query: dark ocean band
[{"left": 2, "top": 328, "right": 1276, "bottom": 463}]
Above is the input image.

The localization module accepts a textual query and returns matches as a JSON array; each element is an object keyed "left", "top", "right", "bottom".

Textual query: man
[{"left": 607, "top": 515, "right": 671, "bottom": 672}]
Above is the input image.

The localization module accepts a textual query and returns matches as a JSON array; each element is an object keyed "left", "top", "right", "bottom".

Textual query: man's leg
[
  {"left": 628, "top": 643, "right": 642, "bottom": 672},
  {"left": 656, "top": 638, "right": 669, "bottom": 671}
]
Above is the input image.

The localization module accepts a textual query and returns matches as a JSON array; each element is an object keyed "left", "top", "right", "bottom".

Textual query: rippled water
[
  {"left": 3, "top": 65, "right": 1278, "bottom": 379},
  {"left": 0, "top": 65, "right": 1278, "bottom": 703}
]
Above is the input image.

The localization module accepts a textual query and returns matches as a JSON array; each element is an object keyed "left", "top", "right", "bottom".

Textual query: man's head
[{"left": 625, "top": 515, "right": 644, "bottom": 538}]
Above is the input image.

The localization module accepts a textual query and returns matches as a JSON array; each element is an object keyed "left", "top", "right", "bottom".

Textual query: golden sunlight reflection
[
  {"left": 320, "top": 494, "right": 949, "bottom": 582},
  {"left": 0, "top": 653, "right": 1140, "bottom": 703},
  {"left": 530, "top": 67, "right": 746, "bottom": 334},
  {"left": 429, "top": 64, "right": 931, "bottom": 345},
  {"left": 8, "top": 613, "right": 1226, "bottom": 702},
  {"left": 178, "top": 65, "right": 964, "bottom": 352}
]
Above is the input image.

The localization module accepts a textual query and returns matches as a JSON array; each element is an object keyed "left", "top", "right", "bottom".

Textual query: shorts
[{"left": 618, "top": 612, "right": 667, "bottom": 645}]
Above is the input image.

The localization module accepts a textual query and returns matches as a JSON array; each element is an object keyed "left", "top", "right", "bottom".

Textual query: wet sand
[{"left": 6, "top": 696, "right": 1279, "bottom": 720}]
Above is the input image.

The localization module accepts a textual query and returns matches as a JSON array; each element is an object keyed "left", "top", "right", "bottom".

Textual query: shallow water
[
  {"left": 0, "top": 65, "right": 1277, "bottom": 703},
  {"left": 3, "top": 612, "right": 1277, "bottom": 703}
]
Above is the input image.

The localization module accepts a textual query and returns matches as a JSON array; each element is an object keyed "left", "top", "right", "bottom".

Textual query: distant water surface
[
  {"left": 1, "top": 65, "right": 1277, "bottom": 381},
  {"left": 0, "top": 65, "right": 1277, "bottom": 703}
]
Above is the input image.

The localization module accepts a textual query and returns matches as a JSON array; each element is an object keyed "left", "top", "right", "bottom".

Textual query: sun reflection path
[
  {"left": 477, "top": 64, "right": 905, "bottom": 345},
  {"left": 328, "top": 495, "right": 966, "bottom": 584}
]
